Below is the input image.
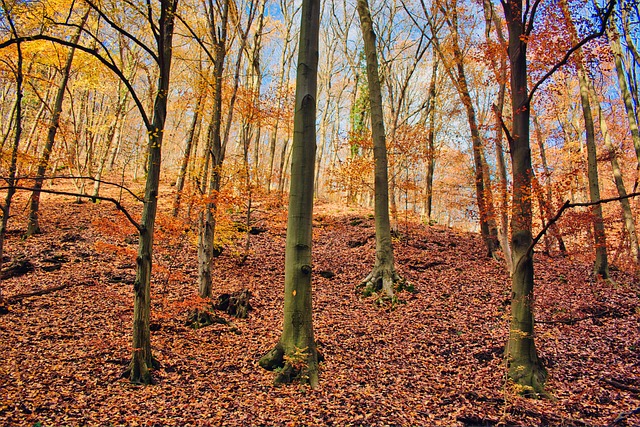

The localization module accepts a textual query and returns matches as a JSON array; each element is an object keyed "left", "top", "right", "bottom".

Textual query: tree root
[
  {"left": 507, "top": 362, "right": 548, "bottom": 398},
  {"left": 358, "top": 267, "right": 412, "bottom": 309},
  {"left": 258, "top": 343, "right": 319, "bottom": 387}
]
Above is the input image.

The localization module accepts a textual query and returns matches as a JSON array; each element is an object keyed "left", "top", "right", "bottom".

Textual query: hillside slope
[{"left": 1, "top": 193, "right": 639, "bottom": 426}]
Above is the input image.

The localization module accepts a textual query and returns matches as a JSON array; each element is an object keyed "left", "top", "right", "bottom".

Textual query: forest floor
[{"left": 1, "top": 182, "right": 639, "bottom": 426}]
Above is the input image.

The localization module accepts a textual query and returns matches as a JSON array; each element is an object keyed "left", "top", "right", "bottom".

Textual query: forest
[{"left": 0, "top": 0, "right": 639, "bottom": 424}]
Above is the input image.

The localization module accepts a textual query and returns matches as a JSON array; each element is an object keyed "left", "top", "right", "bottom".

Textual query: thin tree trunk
[
  {"left": 424, "top": 55, "right": 438, "bottom": 222},
  {"left": 172, "top": 83, "right": 203, "bottom": 217},
  {"left": 532, "top": 112, "right": 567, "bottom": 254},
  {"left": 94, "top": 88, "right": 129, "bottom": 198},
  {"left": 587, "top": 78, "right": 640, "bottom": 266},
  {"left": 0, "top": 7, "right": 23, "bottom": 285},
  {"left": 26, "top": 15, "right": 86, "bottom": 236},
  {"left": 445, "top": 1, "right": 497, "bottom": 257},
  {"left": 560, "top": 0, "right": 609, "bottom": 278},
  {"left": 356, "top": 0, "right": 402, "bottom": 299},
  {"left": 128, "top": 0, "right": 178, "bottom": 385},
  {"left": 608, "top": 21, "right": 640, "bottom": 186}
]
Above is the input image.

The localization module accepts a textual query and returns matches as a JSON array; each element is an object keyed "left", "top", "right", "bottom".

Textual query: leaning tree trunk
[
  {"left": 608, "top": 14, "right": 640, "bottom": 175},
  {"left": 560, "top": 0, "right": 609, "bottom": 278},
  {"left": 0, "top": 14, "right": 23, "bottom": 281},
  {"left": 355, "top": 0, "right": 402, "bottom": 300},
  {"left": 128, "top": 0, "right": 178, "bottom": 384},
  {"left": 503, "top": 0, "right": 546, "bottom": 395},
  {"left": 26, "top": 16, "right": 85, "bottom": 236},
  {"left": 258, "top": 0, "right": 320, "bottom": 387},
  {"left": 587, "top": 77, "right": 640, "bottom": 267}
]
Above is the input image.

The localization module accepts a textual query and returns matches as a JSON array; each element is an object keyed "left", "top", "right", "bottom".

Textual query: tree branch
[
  {"left": 527, "top": 191, "right": 640, "bottom": 257},
  {"left": 527, "top": 0, "right": 616, "bottom": 103},
  {"left": 0, "top": 175, "right": 143, "bottom": 202},
  {"left": 0, "top": 35, "right": 151, "bottom": 129},
  {"left": 0, "top": 186, "right": 142, "bottom": 232}
]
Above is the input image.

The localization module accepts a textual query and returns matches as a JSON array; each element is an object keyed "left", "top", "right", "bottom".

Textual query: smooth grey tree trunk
[
  {"left": 259, "top": 0, "right": 320, "bottom": 387},
  {"left": 355, "top": 0, "right": 402, "bottom": 299}
]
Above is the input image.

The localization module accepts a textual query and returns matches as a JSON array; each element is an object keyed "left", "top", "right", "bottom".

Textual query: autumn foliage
[{"left": 0, "top": 186, "right": 638, "bottom": 426}]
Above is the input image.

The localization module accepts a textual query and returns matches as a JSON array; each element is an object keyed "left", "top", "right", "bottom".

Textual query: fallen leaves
[{"left": 0, "top": 190, "right": 638, "bottom": 426}]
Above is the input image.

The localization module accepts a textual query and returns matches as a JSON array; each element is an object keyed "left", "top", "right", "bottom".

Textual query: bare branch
[
  {"left": 527, "top": 0, "right": 616, "bottom": 103},
  {"left": 0, "top": 186, "right": 142, "bottom": 232},
  {"left": 84, "top": 0, "right": 160, "bottom": 63},
  {"left": 527, "top": 190, "right": 640, "bottom": 257},
  {"left": 0, "top": 176, "right": 143, "bottom": 202}
]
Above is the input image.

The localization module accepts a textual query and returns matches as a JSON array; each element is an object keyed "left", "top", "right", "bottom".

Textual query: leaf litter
[{"left": 0, "top": 190, "right": 638, "bottom": 426}]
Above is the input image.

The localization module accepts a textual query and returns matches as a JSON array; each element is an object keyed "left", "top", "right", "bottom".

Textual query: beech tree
[
  {"left": 501, "top": 0, "right": 614, "bottom": 395},
  {"left": 355, "top": 0, "right": 403, "bottom": 300},
  {"left": 259, "top": 0, "right": 320, "bottom": 387}
]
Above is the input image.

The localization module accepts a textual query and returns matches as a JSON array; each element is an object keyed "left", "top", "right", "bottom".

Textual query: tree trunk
[
  {"left": 424, "top": 54, "right": 438, "bottom": 223},
  {"left": 356, "top": 0, "right": 402, "bottom": 299},
  {"left": 607, "top": 21, "right": 640, "bottom": 186},
  {"left": 560, "top": 0, "right": 609, "bottom": 278},
  {"left": 197, "top": 0, "right": 230, "bottom": 299},
  {"left": 93, "top": 88, "right": 129, "bottom": 199},
  {"left": 502, "top": 0, "right": 546, "bottom": 395},
  {"left": 172, "top": 81, "right": 203, "bottom": 217},
  {"left": 259, "top": 0, "right": 320, "bottom": 387},
  {"left": 128, "top": 0, "right": 178, "bottom": 384},
  {"left": 0, "top": 11, "right": 23, "bottom": 283},
  {"left": 25, "top": 16, "right": 86, "bottom": 236},
  {"left": 532, "top": 112, "right": 567, "bottom": 254},
  {"left": 587, "top": 78, "right": 640, "bottom": 267}
]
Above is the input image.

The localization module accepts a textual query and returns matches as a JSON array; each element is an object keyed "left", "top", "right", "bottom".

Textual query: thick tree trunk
[
  {"left": 503, "top": 0, "right": 546, "bottom": 395},
  {"left": 356, "top": 0, "right": 401, "bottom": 299},
  {"left": 259, "top": 0, "right": 320, "bottom": 387},
  {"left": 128, "top": 0, "right": 178, "bottom": 384}
]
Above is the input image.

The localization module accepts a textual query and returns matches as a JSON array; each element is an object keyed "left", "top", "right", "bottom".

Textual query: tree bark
[
  {"left": 560, "top": 0, "right": 609, "bottom": 278},
  {"left": 502, "top": 0, "right": 546, "bottom": 395},
  {"left": 25, "top": 15, "right": 86, "bottom": 236},
  {"left": 172, "top": 75, "right": 204, "bottom": 217},
  {"left": 356, "top": 0, "right": 402, "bottom": 299},
  {"left": 586, "top": 78, "right": 640, "bottom": 267},
  {"left": 607, "top": 21, "right": 640, "bottom": 186},
  {"left": 128, "top": 0, "right": 178, "bottom": 384},
  {"left": 259, "top": 0, "right": 320, "bottom": 387},
  {"left": 0, "top": 4, "right": 23, "bottom": 284},
  {"left": 424, "top": 54, "right": 438, "bottom": 223}
]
